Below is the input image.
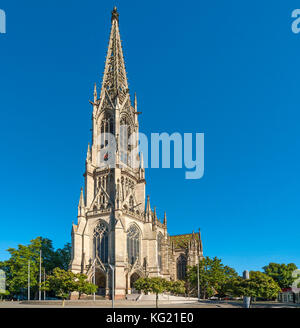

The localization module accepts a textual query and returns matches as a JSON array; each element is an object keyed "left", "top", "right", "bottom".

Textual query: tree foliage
[
  {"left": 0, "top": 237, "right": 72, "bottom": 298},
  {"left": 263, "top": 263, "right": 298, "bottom": 289},
  {"left": 134, "top": 277, "right": 185, "bottom": 308},
  {"left": 41, "top": 268, "right": 97, "bottom": 300},
  {"left": 76, "top": 273, "right": 98, "bottom": 299},
  {"left": 0, "top": 237, "right": 42, "bottom": 296},
  {"left": 186, "top": 256, "right": 238, "bottom": 298},
  {"left": 230, "top": 271, "right": 281, "bottom": 300},
  {"left": 42, "top": 268, "right": 77, "bottom": 300}
]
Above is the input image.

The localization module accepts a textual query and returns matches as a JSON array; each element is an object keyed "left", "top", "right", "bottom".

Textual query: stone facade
[{"left": 70, "top": 7, "right": 203, "bottom": 300}]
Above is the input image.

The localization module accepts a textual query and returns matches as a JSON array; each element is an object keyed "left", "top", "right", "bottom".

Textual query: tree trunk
[{"left": 156, "top": 293, "right": 158, "bottom": 308}]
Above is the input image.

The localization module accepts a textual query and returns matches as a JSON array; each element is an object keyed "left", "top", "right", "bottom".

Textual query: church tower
[{"left": 70, "top": 7, "right": 203, "bottom": 300}]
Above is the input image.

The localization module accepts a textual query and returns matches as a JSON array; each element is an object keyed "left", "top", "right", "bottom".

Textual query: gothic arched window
[
  {"left": 157, "top": 233, "right": 163, "bottom": 271},
  {"left": 127, "top": 225, "right": 140, "bottom": 265},
  {"left": 100, "top": 114, "right": 114, "bottom": 148},
  {"left": 93, "top": 222, "right": 109, "bottom": 264},
  {"left": 177, "top": 254, "right": 187, "bottom": 280},
  {"left": 120, "top": 117, "right": 132, "bottom": 164}
]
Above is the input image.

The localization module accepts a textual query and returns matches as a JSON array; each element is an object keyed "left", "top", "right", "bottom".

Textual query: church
[{"left": 70, "top": 7, "right": 204, "bottom": 300}]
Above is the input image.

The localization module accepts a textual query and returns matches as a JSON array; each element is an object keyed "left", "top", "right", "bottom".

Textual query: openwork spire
[{"left": 100, "top": 7, "right": 130, "bottom": 107}]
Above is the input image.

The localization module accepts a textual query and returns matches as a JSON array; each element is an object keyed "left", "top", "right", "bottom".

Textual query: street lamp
[
  {"left": 109, "top": 264, "right": 115, "bottom": 308},
  {"left": 28, "top": 260, "right": 30, "bottom": 301},
  {"left": 93, "top": 260, "right": 96, "bottom": 302},
  {"left": 39, "top": 249, "right": 42, "bottom": 301},
  {"left": 197, "top": 255, "right": 200, "bottom": 301}
]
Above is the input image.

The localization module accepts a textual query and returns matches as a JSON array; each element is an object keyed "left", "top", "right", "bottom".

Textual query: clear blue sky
[{"left": 0, "top": 0, "right": 300, "bottom": 274}]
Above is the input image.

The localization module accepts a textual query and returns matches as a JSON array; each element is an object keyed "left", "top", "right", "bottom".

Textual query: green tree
[
  {"left": 186, "top": 256, "right": 238, "bottom": 299},
  {"left": 263, "top": 263, "right": 298, "bottom": 289},
  {"left": 134, "top": 277, "right": 185, "bottom": 308},
  {"left": 0, "top": 290, "right": 10, "bottom": 301},
  {"left": 40, "top": 238, "right": 71, "bottom": 273},
  {"left": 231, "top": 271, "right": 281, "bottom": 302},
  {"left": 42, "top": 268, "right": 77, "bottom": 306},
  {"left": 42, "top": 268, "right": 97, "bottom": 305},
  {"left": 167, "top": 280, "right": 186, "bottom": 295},
  {"left": 54, "top": 243, "right": 72, "bottom": 271},
  {"left": 0, "top": 237, "right": 72, "bottom": 299},
  {"left": 249, "top": 271, "right": 281, "bottom": 300},
  {"left": 75, "top": 273, "right": 97, "bottom": 299},
  {"left": 0, "top": 237, "right": 42, "bottom": 298}
]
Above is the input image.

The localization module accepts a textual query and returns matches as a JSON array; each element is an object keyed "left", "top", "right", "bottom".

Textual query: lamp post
[
  {"left": 39, "top": 249, "right": 42, "bottom": 301},
  {"left": 28, "top": 260, "right": 30, "bottom": 301},
  {"left": 197, "top": 255, "right": 200, "bottom": 301},
  {"left": 109, "top": 264, "right": 115, "bottom": 308},
  {"left": 43, "top": 268, "right": 46, "bottom": 300},
  {"left": 93, "top": 261, "right": 96, "bottom": 301},
  {"left": 93, "top": 238, "right": 97, "bottom": 302}
]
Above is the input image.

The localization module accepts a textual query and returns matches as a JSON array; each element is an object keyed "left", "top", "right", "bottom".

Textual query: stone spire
[
  {"left": 153, "top": 207, "right": 157, "bottom": 230},
  {"left": 93, "top": 83, "right": 97, "bottom": 102},
  {"left": 134, "top": 92, "right": 137, "bottom": 111},
  {"left": 86, "top": 143, "right": 91, "bottom": 163},
  {"left": 163, "top": 212, "right": 167, "bottom": 226},
  {"left": 78, "top": 188, "right": 85, "bottom": 217},
  {"left": 145, "top": 195, "right": 151, "bottom": 222},
  {"left": 99, "top": 6, "right": 130, "bottom": 107}
]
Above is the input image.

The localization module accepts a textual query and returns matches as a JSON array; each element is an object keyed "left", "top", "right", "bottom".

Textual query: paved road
[{"left": 0, "top": 300, "right": 298, "bottom": 308}]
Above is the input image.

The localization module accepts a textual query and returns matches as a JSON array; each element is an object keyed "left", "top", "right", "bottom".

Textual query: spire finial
[
  {"left": 163, "top": 212, "right": 167, "bottom": 226},
  {"left": 78, "top": 188, "right": 85, "bottom": 217},
  {"left": 153, "top": 207, "right": 157, "bottom": 226},
  {"left": 86, "top": 143, "right": 91, "bottom": 163},
  {"left": 146, "top": 195, "right": 151, "bottom": 222},
  {"left": 111, "top": 6, "right": 119, "bottom": 23},
  {"left": 93, "top": 83, "right": 97, "bottom": 102},
  {"left": 134, "top": 92, "right": 137, "bottom": 111}
]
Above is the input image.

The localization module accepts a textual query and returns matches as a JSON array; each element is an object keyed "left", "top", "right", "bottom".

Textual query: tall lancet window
[
  {"left": 157, "top": 233, "right": 163, "bottom": 271},
  {"left": 93, "top": 222, "right": 109, "bottom": 264},
  {"left": 120, "top": 117, "right": 132, "bottom": 164},
  {"left": 177, "top": 254, "right": 187, "bottom": 280},
  {"left": 100, "top": 114, "right": 114, "bottom": 149},
  {"left": 127, "top": 225, "right": 140, "bottom": 265}
]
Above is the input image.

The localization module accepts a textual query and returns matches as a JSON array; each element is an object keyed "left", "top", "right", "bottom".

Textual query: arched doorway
[
  {"left": 95, "top": 269, "right": 106, "bottom": 296},
  {"left": 130, "top": 272, "right": 141, "bottom": 294}
]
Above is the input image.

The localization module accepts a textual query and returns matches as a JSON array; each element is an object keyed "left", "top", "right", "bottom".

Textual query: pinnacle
[{"left": 111, "top": 6, "right": 119, "bottom": 24}]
